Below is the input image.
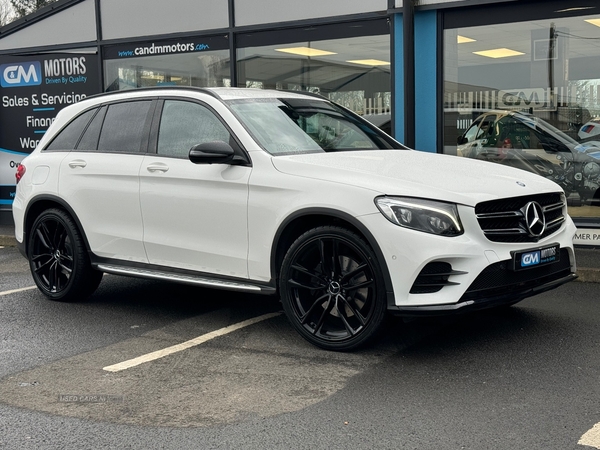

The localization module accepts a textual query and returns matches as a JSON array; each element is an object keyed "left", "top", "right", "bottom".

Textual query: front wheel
[
  {"left": 279, "top": 226, "right": 387, "bottom": 351},
  {"left": 28, "top": 208, "right": 102, "bottom": 302}
]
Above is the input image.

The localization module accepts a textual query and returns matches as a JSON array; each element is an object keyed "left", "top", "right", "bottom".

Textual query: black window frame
[
  {"left": 443, "top": 0, "right": 600, "bottom": 29},
  {"left": 236, "top": 18, "right": 390, "bottom": 49}
]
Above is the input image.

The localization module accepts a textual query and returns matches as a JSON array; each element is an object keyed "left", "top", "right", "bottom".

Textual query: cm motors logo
[
  {"left": 0, "top": 61, "right": 42, "bottom": 88},
  {"left": 521, "top": 250, "right": 541, "bottom": 267}
]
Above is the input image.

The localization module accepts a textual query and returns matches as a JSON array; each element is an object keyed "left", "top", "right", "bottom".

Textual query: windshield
[
  {"left": 227, "top": 97, "right": 404, "bottom": 155},
  {"left": 514, "top": 114, "right": 580, "bottom": 148}
]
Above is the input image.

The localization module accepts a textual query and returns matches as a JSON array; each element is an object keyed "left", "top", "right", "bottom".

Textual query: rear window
[
  {"left": 45, "top": 108, "right": 97, "bottom": 151},
  {"left": 76, "top": 106, "right": 106, "bottom": 151}
]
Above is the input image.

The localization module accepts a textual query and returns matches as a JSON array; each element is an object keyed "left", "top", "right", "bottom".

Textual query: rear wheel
[
  {"left": 279, "top": 226, "right": 387, "bottom": 351},
  {"left": 28, "top": 208, "right": 102, "bottom": 302}
]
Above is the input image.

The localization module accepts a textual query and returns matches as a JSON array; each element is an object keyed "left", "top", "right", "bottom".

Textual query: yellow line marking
[
  {"left": 580, "top": 423, "right": 600, "bottom": 448},
  {"left": 0, "top": 286, "right": 37, "bottom": 297},
  {"left": 103, "top": 312, "right": 282, "bottom": 372}
]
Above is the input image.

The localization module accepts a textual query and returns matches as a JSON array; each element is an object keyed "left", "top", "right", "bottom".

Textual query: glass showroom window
[
  {"left": 444, "top": 12, "right": 600, "bottom": 220},
  {"left": 103, "top": 36, "right": 230, "bottom": 91},
  {"left": 237, "top": 20, "right": 391, "bottom": 133}
]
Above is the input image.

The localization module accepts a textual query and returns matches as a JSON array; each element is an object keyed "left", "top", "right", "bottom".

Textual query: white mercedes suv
[{"left": 13, "top": 87, "right": 577, "bottom": 350}]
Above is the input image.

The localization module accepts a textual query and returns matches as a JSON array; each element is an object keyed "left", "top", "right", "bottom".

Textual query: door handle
[
  {"left": 68, "top": 160, "right": 87, "bottom": 168},
  {"left": 146, "top": 163, "right": 169, "bottom": 173}
]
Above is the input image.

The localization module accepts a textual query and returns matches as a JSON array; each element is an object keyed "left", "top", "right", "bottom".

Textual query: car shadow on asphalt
[{"left": 375, "top": 302, "right": 555, "bottom": 357}]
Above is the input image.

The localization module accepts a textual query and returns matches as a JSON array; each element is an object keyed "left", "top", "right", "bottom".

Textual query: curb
[
  {"left": 2, "top": 234, "right": 600, "bottom": 283},
  {"left": 575, "top": 268, "right": 600, "bottom": 284},
  {"left": 0, "top": 235, "right": 15, "bottom": 247}
]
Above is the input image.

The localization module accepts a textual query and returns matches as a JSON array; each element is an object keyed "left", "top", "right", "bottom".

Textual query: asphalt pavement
[{"left": 1, "top": 244, "right": 600, "bottom": 450}]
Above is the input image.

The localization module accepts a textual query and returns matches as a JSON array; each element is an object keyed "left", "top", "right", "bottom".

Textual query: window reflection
[
  {"left": 236, "top": 26, "right": 391, "bottom": 125},
  {"left": 104, "top": 50, "right": 230, "bottom": 91},
  {"left": 444, "top": 14, "right": 600, "bottom": 217}
]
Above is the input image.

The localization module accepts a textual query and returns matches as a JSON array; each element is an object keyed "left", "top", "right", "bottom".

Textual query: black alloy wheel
[
  {"left": 28, "top": 208, "right": 102, "bottom": 302},
  {"left": 279, "top": 226, "right": 387, "bottom": 351}
]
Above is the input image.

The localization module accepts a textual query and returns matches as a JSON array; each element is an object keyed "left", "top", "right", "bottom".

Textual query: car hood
[{"left": 271, "top": 150, "right": 563, "bottom": 207}]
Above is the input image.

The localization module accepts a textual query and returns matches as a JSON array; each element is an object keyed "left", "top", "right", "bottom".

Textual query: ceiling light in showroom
[
  {"left": 274, "top": 47, "right": 336, "bottom": 57},
  {"left": 473, "top": 48, "right": 525, "bottom": 58}
]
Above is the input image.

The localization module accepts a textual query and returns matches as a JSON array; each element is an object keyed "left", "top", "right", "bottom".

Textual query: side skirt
[{"left": 94, "top": 263, "right": 277, "bottom": 295}]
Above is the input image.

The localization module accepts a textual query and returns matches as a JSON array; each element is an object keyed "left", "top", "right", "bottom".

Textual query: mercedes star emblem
[{"left": 523, "top": 201, "right": 545, "bottom": 237}]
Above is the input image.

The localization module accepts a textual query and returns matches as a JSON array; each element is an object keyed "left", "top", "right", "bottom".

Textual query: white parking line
[
  {"left": 580, "top": 423, "right": 600, "bottom": 448},
  {"left": 103, "top": 312, "right": 282, "bottom": 372},
  {"left": 0, "top": 286, "right": 37, "bottom": 297}
]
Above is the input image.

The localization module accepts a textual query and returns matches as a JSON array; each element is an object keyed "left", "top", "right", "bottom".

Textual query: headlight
[{"left": 375, "top": 197, "right": 463, "bottom": 236}]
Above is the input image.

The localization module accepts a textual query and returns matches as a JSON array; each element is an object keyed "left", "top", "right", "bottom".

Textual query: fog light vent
[{"left": 410, "top": 262, "right": 466, "bottom": 294}]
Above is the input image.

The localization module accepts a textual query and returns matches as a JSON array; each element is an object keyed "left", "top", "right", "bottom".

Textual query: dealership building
[{"left": 1, "top": 0, "right": 599, "bottom": 246}]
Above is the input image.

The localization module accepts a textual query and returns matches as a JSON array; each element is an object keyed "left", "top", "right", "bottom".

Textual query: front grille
[
  {"left": 475, "top": 192, "right": 565, "bottom": 243},
  {"left": 461, "top": 248, "right": 572, "bottom": 301}
]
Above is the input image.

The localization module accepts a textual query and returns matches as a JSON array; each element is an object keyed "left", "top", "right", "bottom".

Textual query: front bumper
[
  {"left": 16, "top": 237, "right": 26, "bottom": 258},
  {"left": 360, "top": 201, "right": 578, "bottom": 312},
  {"left": 388, "top": 270, "right": 577, "bottom": 316}
]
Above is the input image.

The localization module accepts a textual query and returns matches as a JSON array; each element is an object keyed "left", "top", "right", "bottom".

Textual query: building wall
[
  {"left": 234, "top": 0, "right": 387, "bottom": 26},
  {"left": 98, "top": 0, "right": 389, "bottom": 41},
  {"left": 0, "top": 0, "right": 96, "bottom": 50},
  {"left": 99, "top": 0, "right": 229, "bottom": 40}
]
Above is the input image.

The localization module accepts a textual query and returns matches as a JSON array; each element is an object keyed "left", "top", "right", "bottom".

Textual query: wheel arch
[
  {"left": 22, "top": 194, "right": 93, "bottom": 256},
  {"left": 270, "top": 207, "right": 395, "bottom": 306}
]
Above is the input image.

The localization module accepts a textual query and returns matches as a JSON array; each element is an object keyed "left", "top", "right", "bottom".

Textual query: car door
[
  {"left": 458, "top": 115, "right": 498, "bottom": 159},
  {"left": 457, "top": 116, "right": 483, "bottom": 157},
  {"left": 58, "top": 100, "right": 154, "bottom": 262},
  {"left": 139, "top": 98, "right": 251, "bottom": 278}
]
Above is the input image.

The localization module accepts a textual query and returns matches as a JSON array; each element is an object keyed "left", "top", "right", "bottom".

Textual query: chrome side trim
[{"left": 96, "top": 264, "right": 276, "bottom": 294}]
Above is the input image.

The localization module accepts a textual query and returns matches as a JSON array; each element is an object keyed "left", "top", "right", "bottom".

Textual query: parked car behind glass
[{"left": 457, "top": 110, "right": 600, "bottom": 206}]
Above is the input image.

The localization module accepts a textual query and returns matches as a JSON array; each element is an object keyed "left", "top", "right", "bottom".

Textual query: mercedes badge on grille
[{"left": 524, "top": 201, "right": 545, "bottom": 237}]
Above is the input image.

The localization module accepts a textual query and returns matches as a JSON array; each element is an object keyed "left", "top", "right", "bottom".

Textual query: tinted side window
[
  {"left": 77, "top": 106, "right": 106, "bottom": 151},
  {"left": 97, "top": 101, "right": 152, "bottom": 153},
  {"left": 45, "top": 108, "right": 96, "bottom": 151},
  {"left": 157, "top": 100, "right": 231, "bottom": 158}
]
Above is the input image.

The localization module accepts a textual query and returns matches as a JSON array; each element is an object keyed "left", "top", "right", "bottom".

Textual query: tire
[
  {"left": 28, "top": 208, "right": 103, "bottom": 302},
  {"left": 279, "top": 226, "right": 387, "bottom": 351}
]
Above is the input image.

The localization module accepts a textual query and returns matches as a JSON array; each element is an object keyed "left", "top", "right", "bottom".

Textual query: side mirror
[
  {"left": 189, "top": 141, "right": 235, "bottom": 165},
  {"left": 457, "top": 136, "right": 467, "bottom": 145}
]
